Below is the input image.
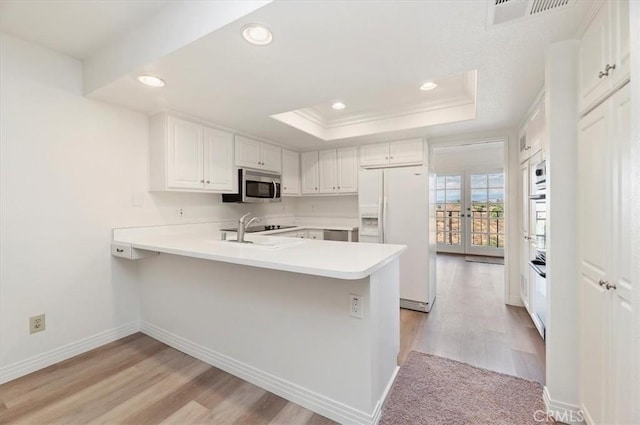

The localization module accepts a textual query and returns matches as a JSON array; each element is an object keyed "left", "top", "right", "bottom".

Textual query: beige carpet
[{"left": 380, "top": 352, "right": 553, "bottom": 425}]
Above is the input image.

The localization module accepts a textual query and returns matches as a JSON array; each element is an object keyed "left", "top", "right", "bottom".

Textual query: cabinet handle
[
  {"left": 206, "top": 180, "right": 210, "bottom": 184},
  {"left": 315, "top": 187, "right": 318, "bottom": 190},
  {"left": 338, "top": 186, "right": 341, "bottom": 189},
  {"left": 116, "top": 248, "right": 124, "bottom": 253},
  {"left": 200, "top": 180, "right": 204, "bottom": 183},
  {"left": 605, "top": 281, "right": 617, "bottom": 290},
  {"left": 598, "top": 279, "right": 607, "bottom": 287},
  {"left": 385, "top": 156, "right": 389, "bottom": 159},
  {"left": 599, "top": 64, "right": 615, "bottom": 79},
  {"left": 390, "top": 156, "right": 394, "bottom": 159},
  {"left": 333, "top": 186, "right": 336, "bottom": 189}
]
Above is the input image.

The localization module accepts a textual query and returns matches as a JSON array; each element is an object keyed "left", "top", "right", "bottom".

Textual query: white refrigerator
[{"left": 358, "top": 165, "right": 437, "bottom": 312}]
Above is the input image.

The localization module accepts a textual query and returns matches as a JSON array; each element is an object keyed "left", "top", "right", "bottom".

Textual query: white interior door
[{"left": 465, "top": 171, "right": 505, "bottom": 257}]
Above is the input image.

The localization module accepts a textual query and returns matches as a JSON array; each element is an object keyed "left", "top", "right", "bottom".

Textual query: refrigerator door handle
[
  {"left": 382, "top": 196, "right": 388, "bottom": 244},
  {"left": 377, "top": 196, "right": 384, "bottom": 243}
]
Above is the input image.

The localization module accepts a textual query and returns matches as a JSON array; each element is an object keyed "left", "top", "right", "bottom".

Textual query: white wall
[
  {"left": 0, "top": 33, "right": 294, "bottom": 381},
  {"left": 428, "top": 130, "right": 520, "bottom": 306},
  {"left": 543, "top": 40, "right": 580, "bottom": 413},
  {"left": 293, "top": 195, "right": 358, "bottom": 220},
  {"left": 432, "top": 141, "right": 504, "bottom": 174}
]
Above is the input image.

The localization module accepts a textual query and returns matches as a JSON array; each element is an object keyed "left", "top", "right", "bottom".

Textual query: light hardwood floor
[{"left": 0, "top": 254, "right": 544, "bottom": 424}]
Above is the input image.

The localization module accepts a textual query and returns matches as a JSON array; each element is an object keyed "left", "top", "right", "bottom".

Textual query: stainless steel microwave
[{"left": 222, "top": 169, "right": 281, "bottom": 203}]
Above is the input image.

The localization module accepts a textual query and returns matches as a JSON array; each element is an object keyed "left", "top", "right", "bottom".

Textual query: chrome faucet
[{"left": 237, "top": 213, "right": 261, "bottom": 243}]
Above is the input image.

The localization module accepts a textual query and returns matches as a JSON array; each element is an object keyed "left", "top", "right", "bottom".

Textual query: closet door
[
  {"left": 609, "top": 85, "right": 633, "bottom": 425},
  {"left": 577, "top": 99, "right": 611, "bottom": 425}
]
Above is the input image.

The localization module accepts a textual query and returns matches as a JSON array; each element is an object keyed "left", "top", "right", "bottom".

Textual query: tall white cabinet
[{"left": 578, "top": 84, "right": 632, "bottom": 425}]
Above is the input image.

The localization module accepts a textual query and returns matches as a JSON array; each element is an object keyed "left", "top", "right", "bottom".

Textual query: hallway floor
[{"left": 399, "top": 253, "right": 546, "bottom": 384}]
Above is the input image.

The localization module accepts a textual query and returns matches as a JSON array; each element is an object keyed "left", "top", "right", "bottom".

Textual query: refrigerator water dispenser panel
[{"left": 359, "top": 205, "right": 380, "bottom": 236}]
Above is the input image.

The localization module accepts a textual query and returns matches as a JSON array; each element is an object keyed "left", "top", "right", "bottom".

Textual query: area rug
[
  {"left": 379, "top": 352, "right": 553, "bottom": 425},
  {"left": 465, "top": 255, "right": 504, "bottom": 265}
]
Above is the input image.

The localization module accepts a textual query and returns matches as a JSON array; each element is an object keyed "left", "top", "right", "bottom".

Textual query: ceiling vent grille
[
  {"left": 488, "top": 0, "right": 575, "bottom": 26},
  {"left": 530, "top": 0, "right": 570, "bottom": 15}
]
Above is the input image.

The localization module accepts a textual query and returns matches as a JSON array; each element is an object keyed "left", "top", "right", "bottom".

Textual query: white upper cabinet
[
  {"left": 203, "top": 127, "right": 234, "bottom": 192},
  {"left": 360, "top": 139, "right": 424, "bottom": 167},
  {"left": 318, "top": 149, "right": 338, "bottom": 193},
  {"left": 360, "top": 143, "right": 390, "bottom": 167},
  {"left": 519, "top": 93, "right": 545, "bottom": 162},
  {"left": 281, "top": 149, "right": 300, "bottom": 196},
  {"left": 389, "top": 139, "right": 424, "bottom": 165},
  {"left": 301, "top": 151, "right": 319, "bottom": 194},
  {"left": 336, "top": 146, "right": 358, "bottom": 193},
  {"left": 316, "top": 147, "right": 358, "bottom": 194},
  {"left": 579, "top": 0, "right": 630, "bottom": 113},
  {"left": 234, "top": 135, "right": 282, "bottom": 173},
  {"left": 149, "top": 114, "right": 234, "bottom": 193}
]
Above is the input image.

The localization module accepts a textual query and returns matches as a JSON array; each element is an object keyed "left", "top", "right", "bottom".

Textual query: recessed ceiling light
[
  {"left": 137, "top": 75, "right": 165, "bottom": 87},
  {"left": 420, "top": 81, "right": 438, "bottom": 91},
  {"left": 242, "top": 24, "right": 273, "bottom": 45},
  {"left": 332, "top": 102, "right": 346, "bottom": 110}
]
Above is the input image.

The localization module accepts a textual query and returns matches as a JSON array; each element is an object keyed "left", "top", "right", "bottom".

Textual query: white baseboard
[
  {"left": 140, "top": 321, "right": 387, "bottom": 425},
  {"left": 508, "top": 295, "right": 524, "bottom": 307},
  {"left": 543, "top": 386, "right": 586, "bottom": 424},
  {"left": 0, "top": 321, "right": 140, "bottom": 384},
  {"left": 371, "top": 366, "right": 399, "bottom": 425}
]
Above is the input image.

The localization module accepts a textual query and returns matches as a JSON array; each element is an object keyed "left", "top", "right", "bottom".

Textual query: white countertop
[
  {"left": 223, "top": 225, "right": 358, "bottom": 235},
  {"left": 113, "top": 231, "right": 405, "bottom": 280}
]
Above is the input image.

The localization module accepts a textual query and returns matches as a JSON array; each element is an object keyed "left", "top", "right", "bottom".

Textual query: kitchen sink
[{"left": 221, "top": 237, "right": 304, "bottom": 249}]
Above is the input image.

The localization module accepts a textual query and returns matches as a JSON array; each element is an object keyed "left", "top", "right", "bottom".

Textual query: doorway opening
[{"left": 435, "top": 171, "right": 505, "bottom": 257}]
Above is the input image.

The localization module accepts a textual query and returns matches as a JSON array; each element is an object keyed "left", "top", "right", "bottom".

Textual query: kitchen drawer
[
  {"left": 306, "top": 230, "right": 324, "bottom": 240},
  {"left": 111, "top": 243, "right": 157, "bottom": 260}
]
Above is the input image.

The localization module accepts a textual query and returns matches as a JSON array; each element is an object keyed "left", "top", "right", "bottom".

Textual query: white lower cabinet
[
  {"left": 306, "top": 230, "right": 324, "bottom": 240},
  {"left": 578, "top": 84, "right": 633, "bottom": 425},
  {"left": 149, "top": 114, "right": 234, "bottom": 193}
]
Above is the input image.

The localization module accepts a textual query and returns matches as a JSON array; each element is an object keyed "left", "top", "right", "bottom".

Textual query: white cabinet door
[
  {"left": 318, "top": 149, "right": 337, "bottom": 193},
  {"left": 609, "top": 85, "right": 633, "bottom": 425},
  {"left": 167, "top": 117, "right": 204, "bottom": 189},
  {"left": 519, "top": 161, "right": 530, "bottom": 308},
  {"left": 611, "top": 0, "right": 630, "bottom": 88},
  {"left": 301, "top": 151, "right": 319, "bottom": 194},
  {"left": 281, "top": 149, "right": 300, "bottom": 196},
  {"left": 579, "top": 3, "right": 611, "bottom": 113},
  {"left": 337, "top": 146, "right": 358, "bottom": 193},
  {"left": 235, "top": 136, "right": 261, "bottom": 169},
  {"left": 307, "top": 230, "right": 324, "bottom": 240},
  {"left": 261, "top": 143, "right": 282, "bottom": 173},
  {"left": 389, "top": 139, "right": 424, "bottom": 165},
  {"left": 203, "top": 127, "right": 234, "bottom": 192},
  {"left": 359, "top": 143, "right": 389, "bottom": 167},
  {"left": 578, "top": 99, "right": 611, "bottom": 425}
]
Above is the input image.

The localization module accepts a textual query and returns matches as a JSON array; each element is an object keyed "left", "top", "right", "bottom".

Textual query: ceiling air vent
[{"left": 488, "top": 0, "right": 575, "bottom": 26}]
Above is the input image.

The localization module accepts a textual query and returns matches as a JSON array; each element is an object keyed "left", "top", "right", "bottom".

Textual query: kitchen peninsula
[{"left": 112, "top": 223, "right": 406, "bottom": 425}]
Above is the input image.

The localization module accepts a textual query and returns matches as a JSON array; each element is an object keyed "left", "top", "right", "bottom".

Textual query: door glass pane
[
  {"left": 446, "top": 175, "right": 461, "bottom": 189},
  {"left": 446, "top": 190, "right": 461, "bottom": 203},
  {"left": 488, "top": 173, "right": 504, "bottom": 188},
  {"left": 471, "top": 174, "right": 488, "bottom": 188},
  {"left": 436, "top": 174, "right": 463, "bottom": 248},
  {"left": 471, "top": 189, "right": 487, "bottom": 203},
  {"left": 469, "top": 172, "right": 505, "bottom": 251}
]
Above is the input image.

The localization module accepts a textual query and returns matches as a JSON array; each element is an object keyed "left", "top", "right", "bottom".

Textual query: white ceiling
[
  {"left": 0, "top": 0, "right": 169, "bottom": 59},
  {"left": 1, "top": 0, "right": 595, "bottom": 150}
]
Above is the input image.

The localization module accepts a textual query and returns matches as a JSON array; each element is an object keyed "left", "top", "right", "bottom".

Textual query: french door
[{"left": 436, "top": 170, "right": 505, "bottom": 257}]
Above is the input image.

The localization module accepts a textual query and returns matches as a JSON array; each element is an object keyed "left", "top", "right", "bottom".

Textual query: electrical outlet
[
  {"left": 177, "top": 208, "right": 185, "bottom": 219},
  {"left": 349, "top": 294, "right": 363, "bottom": 319},
  {"left": 30, "top": 314, "right": 46, "bottom": 334}
]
